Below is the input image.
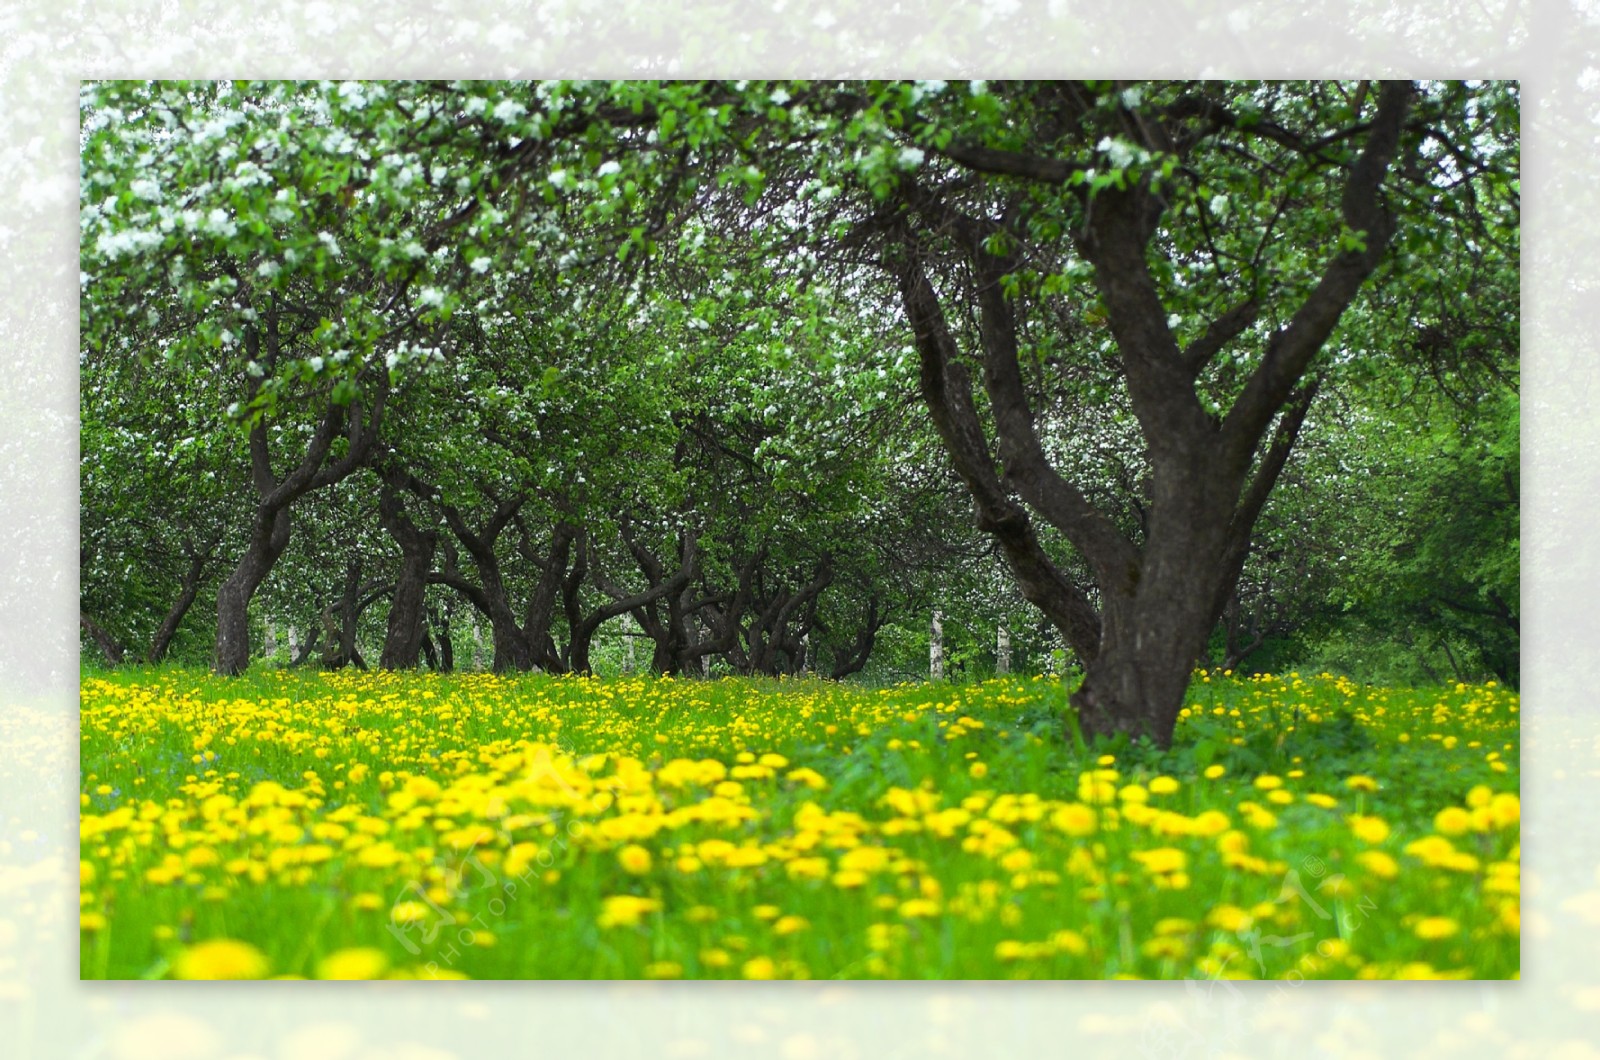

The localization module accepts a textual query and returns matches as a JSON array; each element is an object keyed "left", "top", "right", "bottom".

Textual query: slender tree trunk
[
  {"left": 996, "top": 622, "right": 1010, "bottom": 675},
  {"left": 216, "top": 508, "right": 291, "bottom": 676},
  {"left": 338, "top": 559, "right": 368, "bottom": 671},
  {"left": 378, "top": 482, "right": 437, "bottom": 670},
  {"left": 80, "top": 612, "right": 126, "bottom": 666},
  {"left": 432, "top": 603, "right": 454, "bottom": 672},
  {"left": 149, "top": 548, "right": 210, "bottom": 664},
  {"left": 930, "top": 610, "right": 944, "bottom": 680}
]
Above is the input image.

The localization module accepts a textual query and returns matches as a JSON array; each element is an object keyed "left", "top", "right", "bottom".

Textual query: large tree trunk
[{"left": 888, "top": 83, "right": 1410, "bottom": 747}]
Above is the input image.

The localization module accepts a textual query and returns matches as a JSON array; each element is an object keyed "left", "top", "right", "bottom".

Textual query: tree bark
[
  {"left": 81, "top": 611, "right": 126, "bottom": 666},
  {"left": 216, "top": 506, "right": 292, "bottom": 675},
  {"left": 214, "top": 319, "right": 387, "bottom": 675},
  {"left": 378, "top": 478, "right": 437, "bottom": 670},
  {"left": 889, "top": 82, "right": 1414, "bottom": 748}
]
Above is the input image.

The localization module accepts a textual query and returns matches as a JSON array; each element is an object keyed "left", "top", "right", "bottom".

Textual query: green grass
[{"left": 79, "top": 666, "right": 1520, "bottom": 980}]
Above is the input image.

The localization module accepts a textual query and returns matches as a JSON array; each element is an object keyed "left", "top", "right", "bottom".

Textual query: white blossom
[{"left": 492, "top": 99, "right": 527, "bottom": 124}]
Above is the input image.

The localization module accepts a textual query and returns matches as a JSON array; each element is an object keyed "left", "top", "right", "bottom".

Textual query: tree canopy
[{"left": 79, "top": 79, "right": 1518, "bottom": 748}]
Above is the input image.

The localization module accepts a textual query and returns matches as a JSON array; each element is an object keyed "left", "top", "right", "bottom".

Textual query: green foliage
[{"left": 79, "top": 79, "right": 1518, "bottom": 697}]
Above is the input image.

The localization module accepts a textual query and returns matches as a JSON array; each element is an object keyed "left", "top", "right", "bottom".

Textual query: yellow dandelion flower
[
  {"left": 316, "top": 947, "right": 389, "bottom": 980},
  {"left": 172, "top": 938, "right": 271, "bottom": 980},
  {"left": 774, "top": 915, "right": 809, "bottom": 936},
  {"left": 1346, "top": 813, "right": 1390, "bottom": 844},
  {"left": 742, "top": 956, "right": 778, "bottom": 979},
  {"left": 994, "top": 940, "right": 1027, "bottom": 961},
  {"left": 1050, "top": 929, "right": 1088, "bottom": 956},
  {"left": 1413, "top": 917, "right": 1459, "bottom": 940},
  {"left": 1489, "top": 792, "right": 1520, "bottom": 828},
  {"left": 1050, "top": 803, "right": 1098, "bottom": 837},
  {"left": 597, "top": 895, "right": 661, "bottom": 929},
  {"left": 1131, "top": 847, "right": 1187, "bottom": 875},
  {"left": 617, "top": 844, "right": 653, "bottom": 875}
]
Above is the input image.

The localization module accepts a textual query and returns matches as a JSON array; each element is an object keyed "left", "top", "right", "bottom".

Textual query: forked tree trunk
[
  {"left": 891, "top": 82, "right": 1411, "bottom": 748},
  {"left": 214, "top": 321, "right": 386, "bottom": 676}
]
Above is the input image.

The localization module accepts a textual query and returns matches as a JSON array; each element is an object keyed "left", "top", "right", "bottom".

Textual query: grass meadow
[{"left": 78, "top": 667, "right": 1519, "bottom": 980}]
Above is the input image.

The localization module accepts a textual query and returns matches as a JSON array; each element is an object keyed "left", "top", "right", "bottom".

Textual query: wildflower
[
  {"left": 742, "top": 956, "right": 778, "bottom": 979},
  {"left": 172, "top": 938, "right": 271, "bottom": 980},
  {"left": 1203, "top": 765, "right": 1226, "bottom": 779},
  {"left": 1489, "top": 793, "right": 1520, "bottom": 828},
  {"left": 1050, "top": 803, "right": 1097, "bottom": 837},
  {"left": 1050, "top": 929, "right": 1088, "bottom": 956},
  {"left": 617, "top": 844, "right": 653, "bottom": 875},
  {"left": 1206, "top": 905, "right": 1253, "bottom": 932},
  {"left": 1131, "top": 847, "right": 1187, "bottom": 875},
  {"left": 316, "top": 947, "right": 389, "bottom": 980},
  {"left": 1413, "top": 917, "right": 1460, "bottom": 940},
  {"left": 1347, "top": 815, "right": 1391, "bottom": 844},
  {"left": 597, "top": 895, "right": 661, "bottom": 929}
]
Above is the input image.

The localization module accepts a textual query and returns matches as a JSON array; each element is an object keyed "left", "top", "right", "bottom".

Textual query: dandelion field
[{"left": 78, "top": 668, "right": 1519, "bottom": 980}]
